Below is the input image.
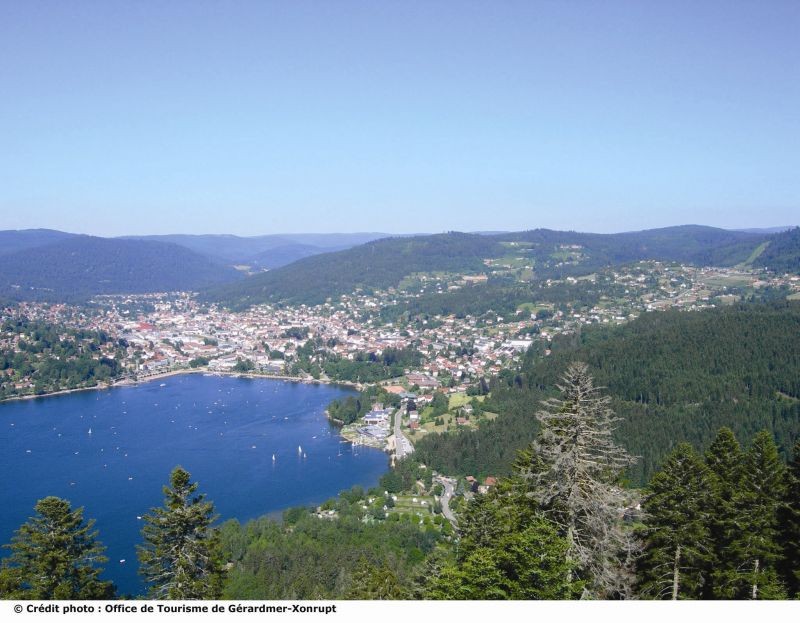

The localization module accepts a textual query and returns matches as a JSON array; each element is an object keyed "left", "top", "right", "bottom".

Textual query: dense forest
[
  {"left": 0, "top": 236, "right": 241, "bottom": 302},
  {"left": 413, "top": 302, "right": 800, "bottom": 484},
  {"left": 203, "top": 233, "right": 505, "bottom": 308},
  {"left": 755, "top": 227, "right": 800, "bottom": 273},
  {"left": 424, "top": 421, "right": 800, "bottom": 600},
  {"left": 219, "top": 504, "right": 441, "bottom": 599},
  {"left": 0, "top": 229, "right": 77, "bottom": 256},
  {"left": 635, "top": 429, "right": 798, "bottom": 599}
]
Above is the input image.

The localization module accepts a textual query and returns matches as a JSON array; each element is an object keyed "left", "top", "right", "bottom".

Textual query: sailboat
[
  {"left": 272, "top": 454, "right": 276, "bottom": 462},
  {"left": 297, "top": 445, "right": 302, "bottom": 455},
  {"left": 88, "top": 428, "right": 92, "bottom": 435}
]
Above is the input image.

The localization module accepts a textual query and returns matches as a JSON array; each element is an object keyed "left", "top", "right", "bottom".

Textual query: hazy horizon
[{"left": 1, "top": 223, "right": 797, "bottom": 240}]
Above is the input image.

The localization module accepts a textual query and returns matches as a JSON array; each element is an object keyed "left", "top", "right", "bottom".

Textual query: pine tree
[
  {"left": 704, "top": 426, "right": 744, "bottom": 598},
  {"left": 427, "top": 515, "right": 580, "bottom": 599},
  {"left": 713, "top": 431, "right": 787, "bottom": 599},
  {"left": 528, "top": 362, "right": 637, "bottom": 598},
  {"left": 457, "top": 487, "right": 511, "bottom": 551},
  {"left": 778, "top": 440, "right": 800, "bottom": 597},
  {"left": 427, "top": 547, "right": 508, "bottom": 600},
  {"left": 138, "top": 466, "right": 226, "bottom": 599},
  {"left": 637, "top": 443, "right": 714, "bottom": 599},
  {"left": 344, "top": 558, "right": 410, "bottom": 599},
  {"left": 0, "top": 497, "right": 115, "bottom": 599}
]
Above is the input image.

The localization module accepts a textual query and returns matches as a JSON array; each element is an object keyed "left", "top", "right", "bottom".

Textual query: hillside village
[{"left": 2, "top": 260, "right": 798, "bottom": 405}]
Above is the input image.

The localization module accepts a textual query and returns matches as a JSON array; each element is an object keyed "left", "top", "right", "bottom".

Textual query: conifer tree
[
  {"left": 0, "top": 497, "right": 115, "bottom": 599},
  {"left": 637, "top": 444, "right": 714, "bottom": 599},
  {"left": 778, "top": 440, "right": 800, "bottom": 597},
  {"left": 344, "top": 558, "right": 410, "bottom": 599},
  {"left": 527, "top": 362, "right": 637, "bottom": 598},
  {"left": 427, "top": 515, "right": 580, "bottom": 599},
  {"left": 456, "top": 487, "right": 511, "bottom": 551},
  {"left": 713, "top": 431, "right": 787, "bottom": 599},
  {"left": 138, "top": 466, "right": 226, "bottom": 599},
  {"left": 704, "top": 426, "right": 744, "bottom": 598}
]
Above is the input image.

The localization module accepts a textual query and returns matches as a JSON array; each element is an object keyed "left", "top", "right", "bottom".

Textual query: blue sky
[{"left": 1, "top": 1, "right": 798, "bottom": 236}]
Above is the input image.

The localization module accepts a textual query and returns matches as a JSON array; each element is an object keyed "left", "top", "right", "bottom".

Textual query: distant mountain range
[
  {"left": 203, "top": 232, "right": 506, "bottom": 307},
  {"left": 0, "top": 228, "right": 77, "bottom": 256},
  {"left": 0, "top": 236, "right": 242, "bottom": 301},
  {"left": 122, "top": 233, "right": 400, "bottom": 269},
  {"left": 0, "top": 225, "right": 797, "bottom": 303},
  {"left": 734, "top": 226, "right": 796, "bottom": 234},
  {"left": 204, "top": 225, "right": 800, "bottom": 308}
]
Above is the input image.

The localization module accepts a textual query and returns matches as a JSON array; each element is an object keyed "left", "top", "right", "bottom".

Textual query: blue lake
[{"left": 0, "top": 374, "right": 389, "bottom": 595}]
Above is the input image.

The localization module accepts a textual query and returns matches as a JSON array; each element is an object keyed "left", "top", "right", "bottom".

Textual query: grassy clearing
[
  {"left": 741, "top": 241, "right": 770, "bottom": 267},
  {"left": 448, "top": 392, "right": 472, "bottom": 409},
  {"left": 390, "top": 495, "right": 436, "bottom": 515},
  {"left": 516, "top": 302, "right": 550, "bottom": 314},
  {"left": 702, "top": 275, "right": 752, "bottom": 288}
]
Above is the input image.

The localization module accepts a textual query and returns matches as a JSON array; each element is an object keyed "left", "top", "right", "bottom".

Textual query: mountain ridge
[
  {"left": 0, "top": 236, "right": 242, "bottom": 301},
  {"left": 204, "top": 224, "right": 796, "bottom": 308}
]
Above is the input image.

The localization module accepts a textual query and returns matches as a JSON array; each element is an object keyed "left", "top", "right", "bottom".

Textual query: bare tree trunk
[
  {"left": 751, "top": 558, "right": 759, "bottom": 600},
  {"left": 672, "top": 545, "right": 681, "bottom": 600}
]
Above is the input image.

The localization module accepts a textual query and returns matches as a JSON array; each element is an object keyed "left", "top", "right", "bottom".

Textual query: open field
[
  {"left": 700, "top": 274, "right": 753, "bottom": 288},
  {"left": 388, "top": 494, "right": 436, "bottom": 517}
]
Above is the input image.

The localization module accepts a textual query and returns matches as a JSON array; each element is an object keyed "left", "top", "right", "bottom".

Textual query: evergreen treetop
[
  {"left": 137, "top": 466, "right": 226, "bottom": 599},
  {"left": 0, "top": 497, "right": 115, "bottom": 599}
]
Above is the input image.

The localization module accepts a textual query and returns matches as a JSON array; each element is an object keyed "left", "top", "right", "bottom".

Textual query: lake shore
[
  {"left": 0, "top": 368, "right": 360, "bottom": 404},
  {"left": 0, "top": 371, "right": 387, "bottom": 596}
]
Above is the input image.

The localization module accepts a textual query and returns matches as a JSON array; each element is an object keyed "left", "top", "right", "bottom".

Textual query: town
[{"left": 3, "top": 259, "right": 798, "bottom": 465}]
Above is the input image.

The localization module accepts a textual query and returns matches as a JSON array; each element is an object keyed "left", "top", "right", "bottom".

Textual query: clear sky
[{"left": 1, "top": 1, "right": 798, "bottom": 236}]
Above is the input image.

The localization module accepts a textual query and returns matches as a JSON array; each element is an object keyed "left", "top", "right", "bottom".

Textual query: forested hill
[
  {"left": 0, "top": 236, "right": 242, "bottom": 301},
  {"left": 0, "top": 229, "right": 77, "bottom": 255},
  {"left": 202, "top": 233, "right": 505, "bottom": 308},
  {"left": 202, "top": 225, "right": 797, "bottom": 308},
  {"left": 414, "top": 303, "right": 800, "bottom": 484},
  {"left": 504, "top": 225, "right": 768, "bottom": 273},
  {"left": 754, "top": 226, "right": 800, "bottom": 273}
]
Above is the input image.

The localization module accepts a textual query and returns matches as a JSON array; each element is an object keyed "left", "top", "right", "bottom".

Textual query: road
[
  {"left": 393, "top": 408, "right": 414, "bottom": 460},
  {"left": 435, "top": 476, "right": 458, "bottom": 527}
]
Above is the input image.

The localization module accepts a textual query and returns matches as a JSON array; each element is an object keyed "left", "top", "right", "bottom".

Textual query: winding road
[{"left": 436, "top": 476, "right": 458, "bottom": 526}]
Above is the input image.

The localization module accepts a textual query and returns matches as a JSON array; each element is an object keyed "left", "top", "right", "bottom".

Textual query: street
[
  {"left": 393, "top": 407, "right": 414, "bottom": 460},
  {"left": 435, "top": 476, "right": 458, "bottom": 526}
]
